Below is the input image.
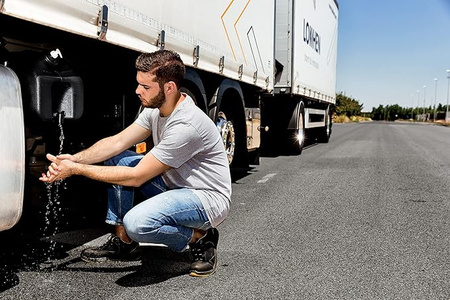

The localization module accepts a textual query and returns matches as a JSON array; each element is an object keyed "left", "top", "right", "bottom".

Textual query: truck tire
[
  {"left": 216, "top": 99, "right": 247, "bottom": 168},
  {"left": 287, "top": 104, "right": 305, "bottom": 155},
  {"left": 317, "top": 108, "right": 332, "bottom": 143}
]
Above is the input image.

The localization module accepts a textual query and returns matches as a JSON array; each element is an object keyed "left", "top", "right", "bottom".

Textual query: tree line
[{"left": 335, "top": 92, "right": 449, "bottom": 121}]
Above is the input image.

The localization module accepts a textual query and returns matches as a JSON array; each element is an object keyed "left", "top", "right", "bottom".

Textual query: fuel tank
[{"left": 0, "top": 64, "right": 25, "bottom": 231}]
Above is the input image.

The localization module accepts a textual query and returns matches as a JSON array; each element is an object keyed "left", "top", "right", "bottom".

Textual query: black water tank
[{"left": 26, "top": 49, "right": 83, "bottom": 121}]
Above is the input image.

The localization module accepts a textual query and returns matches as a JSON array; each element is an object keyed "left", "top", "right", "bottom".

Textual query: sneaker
[
  {"left": 189, "top": 228, "right": 219, "bottom": 277},
  {"left": 80, "top": 234, "right": 142, "bottom": 263}
]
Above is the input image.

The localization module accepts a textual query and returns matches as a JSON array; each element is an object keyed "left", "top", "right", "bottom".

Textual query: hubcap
[{"left": 216, "top": 112, "right": 235, "bottom": 164}]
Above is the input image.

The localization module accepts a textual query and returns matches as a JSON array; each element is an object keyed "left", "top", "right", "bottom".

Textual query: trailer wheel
[
  {"left": 211, "top": 81, "right": 247, "bottom": 169},
  {"left": 288, "top": 104, "right": 305, "bottom": 155},
  {"left": 216, "top": 111, "right": 235, "bottom": 164},
  {"left": 317, "top": 108, "right": 332, "bottom": 143}
]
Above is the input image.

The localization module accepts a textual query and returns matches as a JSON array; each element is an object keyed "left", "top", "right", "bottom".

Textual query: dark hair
[{"left": 135, "top": 50, "right": 186, "bottom": 89}]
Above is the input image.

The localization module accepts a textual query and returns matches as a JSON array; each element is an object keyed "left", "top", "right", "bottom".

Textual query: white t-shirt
[{"left": 134, "top": 94, "right": 231, "bottom": 227}]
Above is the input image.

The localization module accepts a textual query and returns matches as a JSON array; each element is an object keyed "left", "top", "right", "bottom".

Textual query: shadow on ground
[
  {"left": 116, "top": 246, "right": 191, "bottom": 286},
  {"left": 0, "top": 229, "right": 193, "bottom": 292}
]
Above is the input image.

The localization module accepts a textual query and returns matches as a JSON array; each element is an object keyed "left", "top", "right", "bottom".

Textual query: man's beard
[{"left": 144, "top": 89, "right": 165, "bottom": 109}]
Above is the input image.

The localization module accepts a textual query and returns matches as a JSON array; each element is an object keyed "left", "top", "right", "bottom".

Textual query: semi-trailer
[{"left": 0, "top": 0, "right": 338, "bottom": 231}]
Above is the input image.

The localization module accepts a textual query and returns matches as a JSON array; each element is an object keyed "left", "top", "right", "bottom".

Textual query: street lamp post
[
  {"left": 446, "top": 70, "right": 450, "bottom": 123},
  {"left": 417, "top": 90, "right": 420, "bottom": 121},
  {"left": 423, "top": 85, "right": 427, "bottom": 120},
  {"left": 434, "top": 78, "right": 437, "bottom": 121}
]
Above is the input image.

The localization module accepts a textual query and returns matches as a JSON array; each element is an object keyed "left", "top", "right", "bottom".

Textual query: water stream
[{"left": 40, "top": 112, "right": 66, "bottom": 265}]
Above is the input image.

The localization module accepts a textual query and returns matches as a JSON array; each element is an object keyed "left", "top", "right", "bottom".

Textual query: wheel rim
[{"left": 216, "top": 112, "right": 235, "bottom": 164}]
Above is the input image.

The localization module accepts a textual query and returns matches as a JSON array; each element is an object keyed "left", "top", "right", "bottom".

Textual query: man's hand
[
  {"left": 39, "top": 153, "right": 76, "bottom": 183},
  {"left": 56, "top": 153, "right": 78, "bottom": 163}
]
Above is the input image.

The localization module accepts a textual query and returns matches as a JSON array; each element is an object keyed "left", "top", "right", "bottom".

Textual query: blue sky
[{"left": 336, "top": 0, "right": 450, "bottom": 112}]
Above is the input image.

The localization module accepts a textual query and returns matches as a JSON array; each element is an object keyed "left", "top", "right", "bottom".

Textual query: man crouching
[{"left": 40, "top": 49, "right": 231, "bottom": 277}]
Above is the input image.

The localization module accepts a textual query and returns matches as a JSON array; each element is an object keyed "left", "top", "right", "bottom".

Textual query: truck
[{"left": 0, "top": 0, "right": 339, "bottom": 231}]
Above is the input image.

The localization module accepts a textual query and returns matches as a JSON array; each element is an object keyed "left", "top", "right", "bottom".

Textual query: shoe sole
[
  {"left": 80, "top": 253, "right": 142, "bottom": 263},
  {"left": 189, "top": 269, "right": 216, "bottom": 277},
  {"left": 189, "top": 256, "right": 218, "bottom": 278},
  {"left": 80, "top": 255, "right": 109, "bottom": 263}
]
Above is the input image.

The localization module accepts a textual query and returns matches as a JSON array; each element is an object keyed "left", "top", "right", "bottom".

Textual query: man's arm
[
  {"left": 40, "top": 151, "right": 169, "bottom": 187},
  {"left": 67, "top": 123, "right": 150, "bottom": 165}
]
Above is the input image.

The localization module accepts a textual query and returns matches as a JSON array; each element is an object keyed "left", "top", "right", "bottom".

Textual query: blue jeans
[{"left": 104, "top": 150, "right": 211, "bottom": 252}]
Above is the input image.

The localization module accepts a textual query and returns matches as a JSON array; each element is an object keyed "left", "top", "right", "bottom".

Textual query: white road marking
[{"left": 257, "top": 173, "right": 277, "bottom": 183}]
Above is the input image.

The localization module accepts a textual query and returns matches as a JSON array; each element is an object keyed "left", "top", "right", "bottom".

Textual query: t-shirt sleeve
[
  {"left": 150, "top": 122, "right": 204, "bottom": 168},
  {"left": 134, "top": 108, "right": 152, "bottom": 130}
]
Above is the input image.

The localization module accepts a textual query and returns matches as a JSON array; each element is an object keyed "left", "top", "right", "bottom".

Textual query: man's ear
[{"left": 164, "top": 81, "right": 177, "bottom": 95}]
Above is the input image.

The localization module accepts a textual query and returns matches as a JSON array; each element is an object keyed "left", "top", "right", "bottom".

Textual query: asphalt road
[{"left": 2, "top": 122, "right": 450, "bottom": 299}]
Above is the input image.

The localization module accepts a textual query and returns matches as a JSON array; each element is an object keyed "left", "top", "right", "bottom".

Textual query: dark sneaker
[
  {"left": 80, "top": 234, "right": 142, "bottom": 263},
  {"left": 189, "top": 228, "right": 219, "bottom": 277}
]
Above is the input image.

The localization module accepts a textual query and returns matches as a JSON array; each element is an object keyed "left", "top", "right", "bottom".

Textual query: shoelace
[
  {"left": 191, "top": 242, "right": 205, "bottom": 261},
  {"left": 99, "top": 235, "right": 120, "bottom": 250}
]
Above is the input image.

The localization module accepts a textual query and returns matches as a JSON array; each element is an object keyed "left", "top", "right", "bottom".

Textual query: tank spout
[{"left": 56, "top": 111, "right": 65, "bottom": 125}]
